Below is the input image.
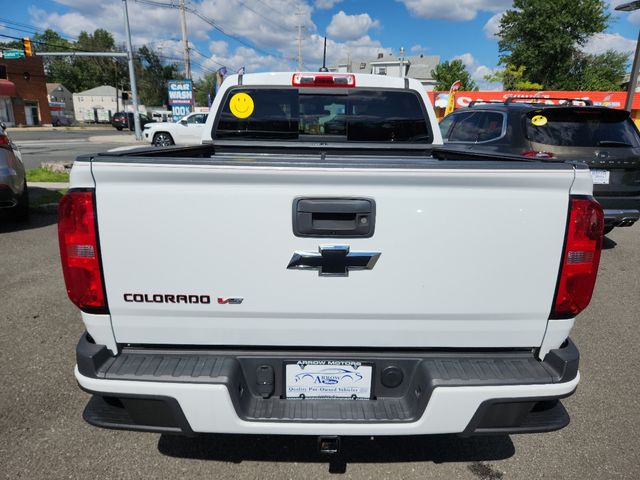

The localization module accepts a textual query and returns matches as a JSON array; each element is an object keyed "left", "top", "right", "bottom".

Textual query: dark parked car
[
  {"left": 111, "top": 112, "right": 152, "bottom": 131},
  {"left": 52, "top": 115, "right": 74, "bottom": 127},
  {"left": 0, "top": 122, "right": 28, "bottom": 222},
  {"left": 438, "top": 98, "right": 640, "bottom": 234}
]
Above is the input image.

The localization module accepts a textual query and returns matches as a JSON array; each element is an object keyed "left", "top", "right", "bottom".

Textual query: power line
[
  {"left": 231, "top": 0, "right": 294, "bottom": 32},
  {"left": 191, "top": 45, "right": 239, "bottom": 73},
  {"left": 133, "top": 0, "right": 291, "bottom": 62},
  {"left": 253, "top": 0, "right": 291, "bottom": 18},
  {"left": 0, "top": 17, "right": 79, "bottom": 42}
]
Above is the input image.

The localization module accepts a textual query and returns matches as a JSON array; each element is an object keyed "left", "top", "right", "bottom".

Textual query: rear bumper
[
  {"left": 597, "top": 195, "right": 640, "bottom": 227},
  {"left": 75, "top": 334, "right": 579, "bottom": 436}
]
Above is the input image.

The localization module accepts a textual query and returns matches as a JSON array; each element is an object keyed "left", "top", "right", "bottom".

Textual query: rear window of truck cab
[{"left": 214, "top": 88, "right": 432, "bottom": 143}]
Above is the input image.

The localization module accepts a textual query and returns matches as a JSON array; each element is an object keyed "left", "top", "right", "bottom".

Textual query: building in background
[
  {"left": 0, "top": 56, "right": 52, "bottom": 126},
  {"left": 330, "top": 53, "right": 440, "bottom": 90},
  {"left": 47, "top": 83, "right": 75, "bottom": 124},
  {"left": 73, "top": 85, "right": 120, "bottom": 123}
]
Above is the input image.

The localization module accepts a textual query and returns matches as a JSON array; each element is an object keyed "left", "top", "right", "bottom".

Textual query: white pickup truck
[{"left": 60, "top": 72, "right": 603, "bottom": 445}]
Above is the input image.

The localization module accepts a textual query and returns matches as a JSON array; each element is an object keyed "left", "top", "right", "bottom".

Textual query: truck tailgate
[{"left": 91, "top": 158, "right": 574, "bottom": 348}]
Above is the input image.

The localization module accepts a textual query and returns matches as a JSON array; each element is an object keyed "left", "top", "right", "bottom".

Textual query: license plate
[
  {"left": 285, "top": 361, "right": 373, "bottom": 399},
  {"left": 591, "top": 169, "right": 610, "bottom": 185}
]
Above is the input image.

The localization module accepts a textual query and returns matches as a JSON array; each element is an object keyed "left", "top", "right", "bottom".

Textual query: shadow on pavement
[
  {"left": 602, "top": 235, "right": 617, "bottom": 250},
  {"left": 0, "top": 211, "right": 57, "bottom": 233},
  {"left": 158, "top": 433, "right": 515, "bottom": 473}
]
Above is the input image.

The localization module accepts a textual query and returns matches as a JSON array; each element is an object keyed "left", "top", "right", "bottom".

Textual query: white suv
[{"left": 143, "top": 112, "right": 209, "bottom": 147}]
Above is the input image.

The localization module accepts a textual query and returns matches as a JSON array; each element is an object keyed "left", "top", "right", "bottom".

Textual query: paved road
[
  {"left": 10, "top": 129, "right": 138, "bottom": 170},
  {"left": 0, "top": 216, "right": 638, "bottom": 479}
]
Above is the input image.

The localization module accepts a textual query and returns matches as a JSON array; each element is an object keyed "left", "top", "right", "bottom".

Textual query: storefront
[
  {"left": 0, "top": 57, "right": 52, "bottom": 126},
  {"left": 0, "top": 79, "right": 17, "bottom": 125}
]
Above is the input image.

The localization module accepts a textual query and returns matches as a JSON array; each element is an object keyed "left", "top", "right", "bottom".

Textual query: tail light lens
[
  {"left": 522, "top": 150, "right": 554, "bottom": 159},
  {"left": 58, "top": 190, "right": 108, "bottom": 313},
  {"left": 292, "top": 73, "right": 356, "bottom": 87},
  {"left": 550, "top": 196, "right": 603, "bottom": 319}
]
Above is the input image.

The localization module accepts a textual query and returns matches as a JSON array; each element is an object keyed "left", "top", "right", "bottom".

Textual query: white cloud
[
  {"left": 453, "top": 52, "right": 499, "bottom": 89},
  {"left": 28, "top": 0, "right": 394, "bottom": 78},
  {"left": 411, "top": 44, "right": 429, "bottom": 53},
  {"left": 582, "top": 33, "right": 637, "bottom": 57},
  {"left": 398, "top": 0, "right": 511, "bottom": 21},
  {"left": 326, "top": 11, "right": 380, "bottom": 41},
  {"left": 200, "top": 42, "right": 291, "bottom": 75},
  {"left": 315, "top": 0, "right": 343, "bottom": 9},
  {"left": 453, "top": 52, "right": 474, "bottom": 68},
  {"left": 483, "top": 11, "right": 503, "bottom": 39},
  {"left": 630, "top": 11, "right": 640, "bottom": 25},
  {"left": 209, "top": 40, "right": 229, "bottom": 57}
]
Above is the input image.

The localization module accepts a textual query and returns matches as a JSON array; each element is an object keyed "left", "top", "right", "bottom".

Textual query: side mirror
[
  {"left": 179, "top": 119, "right": 187, "bottom": 125},
  {"left": 0, "top": 122, "right": 6, "bottom": 130}
]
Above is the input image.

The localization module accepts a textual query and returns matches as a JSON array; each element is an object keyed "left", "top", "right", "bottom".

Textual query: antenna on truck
[{"left": 319, "top": 36, "right": 329, "bottom": 72}]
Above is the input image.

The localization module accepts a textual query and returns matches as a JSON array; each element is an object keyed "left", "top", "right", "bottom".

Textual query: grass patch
[
  {"left": 26, "top": 167, "right": 70, "bottom": 183},
  {"left": 29, "top": 189, "right": 67, "bottom": 209}
]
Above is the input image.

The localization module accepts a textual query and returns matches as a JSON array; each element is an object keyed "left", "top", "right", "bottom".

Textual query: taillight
[
  {"left": 0, "top": 134, "right": 9, "bottom": 145},
  {"left": 550, "top": 196, "right": 603, "bottom": 319},
  {"left": 57, "top": 190, "right": 108, "bottom": 313},
  {"left": 522, "top": 150, "right": 554, "bottom": 159},
  {"left": 292, "top": 73, "right": 356, "bottom": 88}
]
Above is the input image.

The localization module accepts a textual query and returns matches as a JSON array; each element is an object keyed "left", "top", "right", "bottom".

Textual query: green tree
[
  {"left": 497, "top": 0, "right": 611, "bottom": 89},
  {"left": 562, "top": 50, "right": 628, "bottom": 91},
  {"left": 431, "top": 59, "right": 478, "bottom": 91},
  {"left": 135, "top": 46, "right": 180, "bottom": 106},
  {"left": 33, "top": 28, "right": 127, "bottom": 93},
  {"left": 32, "top": 28, "right": 181, "bottom": 103},
  {"left": 33, "top": 29, "right": 79, "bottom": 91},
  {"left": 194, "top": 72, "right": 217, "bottom": 107},
  {"left": 484, "top": 65, "right": 544, "bottom": 90}
]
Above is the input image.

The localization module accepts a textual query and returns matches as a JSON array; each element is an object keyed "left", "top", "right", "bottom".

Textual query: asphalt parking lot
[
  {"left": 1, "top": 211, "right": 638, "bottom": 479},
  {"left": 9, "top": 128, "right": 138, "bottom": 169}
]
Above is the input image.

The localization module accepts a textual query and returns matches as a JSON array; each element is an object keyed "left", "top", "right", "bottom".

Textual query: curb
[
  {"left": 7, "top": 126, "right": 116, "bottom": 133},
  {"left": 88, "top": 135, "right": 144, "bottom": 144},
  {"left": 29, "top": 182, "right": 70, "bottom": 190}
]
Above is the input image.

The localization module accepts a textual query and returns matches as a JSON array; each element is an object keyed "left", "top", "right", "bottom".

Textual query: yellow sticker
[
  {"left": 531, "top": 115, "right": 548, "bottom": 127},
  {"left": 229, "top": 92, "right": 254, "bottom": 119}
]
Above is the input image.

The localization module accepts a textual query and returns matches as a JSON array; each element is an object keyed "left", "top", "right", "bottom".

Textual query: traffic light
[{"left": 22, "top": 38, "right": 33, "bottom": 57}]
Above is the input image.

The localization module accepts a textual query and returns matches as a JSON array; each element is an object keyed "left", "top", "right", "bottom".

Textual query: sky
[{"left": 2, "top": 0, "right": 640, "bottom": 89}]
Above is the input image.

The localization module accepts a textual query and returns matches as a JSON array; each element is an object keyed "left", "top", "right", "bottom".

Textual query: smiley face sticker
[
  {"left": 229, "top": 92, "right": 254, "bottom": 119},
  {"left": 531, "top": 115, "right": 548, "bottom": 127}
]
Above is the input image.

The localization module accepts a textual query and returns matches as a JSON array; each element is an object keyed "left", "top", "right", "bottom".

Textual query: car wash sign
[{"left": 168, "top": 80, "right": 193, "bottom": 121}]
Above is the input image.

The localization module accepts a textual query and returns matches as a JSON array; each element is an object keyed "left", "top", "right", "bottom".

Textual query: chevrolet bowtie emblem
[{"left": 287, "top": 245, "right": 381, "bottom": 277}]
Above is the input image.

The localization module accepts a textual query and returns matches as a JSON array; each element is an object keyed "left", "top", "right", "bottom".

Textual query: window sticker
[
  {"left": 229, "top": 92, "right": 255, "bottom": 119},
  {"left": 531, "top": 115, "right": 548, "bottom": 127}
]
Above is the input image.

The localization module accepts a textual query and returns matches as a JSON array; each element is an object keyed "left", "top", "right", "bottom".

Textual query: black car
[
  {"left": 439, "top": 98, "right": 640, "bottom": 234},
  {"left": 111, "top": 112, "right": 152, "bottom": 131}
]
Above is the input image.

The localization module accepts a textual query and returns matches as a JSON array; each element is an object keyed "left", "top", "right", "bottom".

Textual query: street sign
[
  {"left": 167, "top": 80, "right": 193, "bottom": 121},
  {"left": 1, "top": 49, "right": 25, "bottom": 59}
]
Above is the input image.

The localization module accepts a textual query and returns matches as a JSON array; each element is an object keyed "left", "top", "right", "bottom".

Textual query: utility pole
[
  {"left": 616, "top": 2, "right": 640, "bottom": 111},
  {"left": 399, "top": 46, "right": 405, "bottom": 78},
  {"left": 179, "top": 0, "right": 192, "bottom": 80},
  {"left": 296, "top": 10, "right": 303, "bottom": 71},
  {"left": 122, "top": 0, "right": 142, "bottom": 140}
]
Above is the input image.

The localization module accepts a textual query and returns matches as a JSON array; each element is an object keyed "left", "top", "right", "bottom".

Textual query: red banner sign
[{"left": 428, "top": 90, "right": 638, "bottom": 111}]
